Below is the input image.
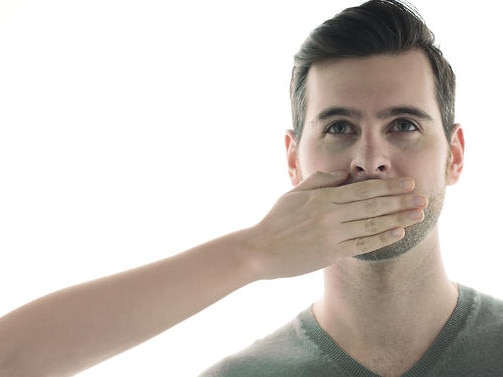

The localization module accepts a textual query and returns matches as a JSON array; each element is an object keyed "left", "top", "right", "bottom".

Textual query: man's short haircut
[{"left": 290, "top": 0, "right": 456, "bottom": 140}]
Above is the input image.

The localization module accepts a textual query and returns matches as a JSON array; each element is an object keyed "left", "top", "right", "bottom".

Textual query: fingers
[
  {"left": 290, "top": 171, "right": 415, "bottom": 205},
  {"left": 290, "top": 171, "right": 349, "bottom": 192},
  {"left": 338, "top": 227, "right": 407, "bottom": 257},
  {"left": 340, "top": 207, "right": 425, "bottom": 240},
  {"left": 329, "top": 200, "right": 425, "bottom": 259},
  {"left": 333, "top": 187, "right": 426, "bottom": 258},
  {"left": 330, "top": 177, "right": 415, "bottom": 204},
  {"left": 338, "top": 192, "right": 427, "bottom": 222}
]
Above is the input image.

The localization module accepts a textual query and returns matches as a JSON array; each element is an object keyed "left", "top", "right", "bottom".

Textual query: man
[{"left": 200, "top": 1, "right": 503, "bottom": 376}]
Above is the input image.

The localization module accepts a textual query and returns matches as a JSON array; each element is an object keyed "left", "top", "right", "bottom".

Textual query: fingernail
[
  {"left": 391, "top": 228, "right": 405, "bottom": 237},
  {"left": 409, "top": 209, "right": 424, "bottom": 220},
  {"left": 414, "top": 195, "right": 427, "bottom": 207},
  {"left": 400, "top": 178, "right": 414, "bottom": 190}
]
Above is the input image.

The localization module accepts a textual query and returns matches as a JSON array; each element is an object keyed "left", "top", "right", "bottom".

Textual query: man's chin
[
  {"left": 353, "top": 233, "right": 418, "bottom": 262},
  {"left": 353, "top": 192, "right": 444, "bottom": 262}
]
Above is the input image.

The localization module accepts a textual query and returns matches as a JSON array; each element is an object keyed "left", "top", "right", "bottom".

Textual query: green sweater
[{"left": 200, "top": 285, "right": 503, "bottom": 376}]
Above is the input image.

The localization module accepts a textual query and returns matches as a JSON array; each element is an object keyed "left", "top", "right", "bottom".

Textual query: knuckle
[
  {"left": 379, "top": 231, "right": 390, "bottom": 245},
  {"left": 355, "top": 231, "right": 392, "bottom": 254},
  {"left": 355, "top": 185, "right": 370, "bottom": 199},
  {"left": 362, "top": 198, "right": 377, "bottom": 213},
  {"left": 364, "top": 217, "right": 378, "bottom": 234},
  {"left": 354, "top": 237, "right": 371, "bottom": 253}
]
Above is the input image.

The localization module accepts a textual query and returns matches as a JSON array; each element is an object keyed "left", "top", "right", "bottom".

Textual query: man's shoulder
[
  {"left": 466, "top": 285, "right": 503, "bottom": 337},
  {"left": 457, "top": 285, "right": 503, "bottom": 325},
  {"left": 436, "top": 285, "right": 503, "bottom": 375}
]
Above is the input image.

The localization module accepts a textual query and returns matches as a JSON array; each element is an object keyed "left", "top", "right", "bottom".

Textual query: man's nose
[{"left": 349, "top": 137, "right": 392, "bottom": 178}]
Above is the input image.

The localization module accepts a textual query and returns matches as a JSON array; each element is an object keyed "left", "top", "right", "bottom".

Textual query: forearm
[{"left": 0, "top": 229, "right": 256, "bottom": 377}]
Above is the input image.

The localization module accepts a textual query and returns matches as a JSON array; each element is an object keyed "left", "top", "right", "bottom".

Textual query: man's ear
[
  {"left": 447, "top": 124, "right": 464, "bottom": 185},
  {"left": 285, "top": 129, "right": 301, "bottom": 186}
]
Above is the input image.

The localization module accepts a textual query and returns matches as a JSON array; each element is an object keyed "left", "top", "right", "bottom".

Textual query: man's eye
[
  {"left": 326, "top": 121, "right": 353, "bottom": 134},
  {"left": 390, "top": 119, "right": 419, "bottom": 132}
]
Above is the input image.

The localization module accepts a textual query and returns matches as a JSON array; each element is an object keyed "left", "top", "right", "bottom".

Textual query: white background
[{"left": 0, "top": 1, "right": 501, "bottom": 376}]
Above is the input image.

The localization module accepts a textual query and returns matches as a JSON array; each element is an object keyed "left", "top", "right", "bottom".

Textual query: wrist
[{"left": 224, "top": 226, "right": 269, "bottom": 284}]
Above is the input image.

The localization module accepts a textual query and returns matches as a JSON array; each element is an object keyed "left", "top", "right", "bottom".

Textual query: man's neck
[{"left": 313, "top": 230, "right": 458, "bottom": 377}]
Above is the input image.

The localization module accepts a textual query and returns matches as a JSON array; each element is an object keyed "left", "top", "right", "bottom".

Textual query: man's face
[{"left": 286, "top": 50, "right": 464, "bottom": 260}]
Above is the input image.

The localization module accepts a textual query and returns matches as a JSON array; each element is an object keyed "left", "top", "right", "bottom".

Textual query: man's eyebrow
[
  {"left": 316, "top": 107, "right": 363, "bottom": 122},
  {"left": 377, "top": 106, "right": 434, "bottom": 120}
]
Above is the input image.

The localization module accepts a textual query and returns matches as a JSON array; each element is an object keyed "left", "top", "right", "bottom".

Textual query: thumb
[{"left": 291, "top": 170, "right": 348, "bottom": 193}]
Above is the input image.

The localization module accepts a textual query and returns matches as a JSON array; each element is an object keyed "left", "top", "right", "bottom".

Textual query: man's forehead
[
  {"left": 305, "top": 50, "right": 437, "bottom": 113},
  {"left": 308, "top": 49, "right": 432, "bottom": 82}
]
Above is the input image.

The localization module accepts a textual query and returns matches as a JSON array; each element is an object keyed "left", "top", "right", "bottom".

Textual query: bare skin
[
  {"left": 0, "top": 171, "right": 424, "bottom": 376},
  {"left": 287, "top": 50, "right": 464, "bottom": 377}
]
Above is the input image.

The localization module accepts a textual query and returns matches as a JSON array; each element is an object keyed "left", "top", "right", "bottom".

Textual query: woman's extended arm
[
  {"left": 0, "top": 229, "right": 261, "bottom": 377},
  {"left": 0, "top": 171, "right": 420, "bottom": 377}
]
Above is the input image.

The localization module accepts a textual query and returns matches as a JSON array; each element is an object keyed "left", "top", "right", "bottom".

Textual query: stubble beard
[{"left": 354, "top": 190, "right": 445, "bottom": 262}]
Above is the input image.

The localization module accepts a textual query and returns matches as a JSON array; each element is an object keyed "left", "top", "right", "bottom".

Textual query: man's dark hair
[{"left": 290, "top": 0, "right": 455, "bottom": 140}]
